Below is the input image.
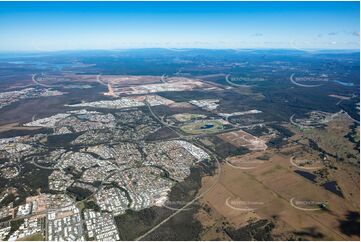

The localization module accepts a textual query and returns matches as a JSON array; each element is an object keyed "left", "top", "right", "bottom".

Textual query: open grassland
[
  {"left": 287, "top": 113, "right": 359, "bottom": 165},
  {"left": 197, "top": 151, "right": 359, "bottom": 241}
]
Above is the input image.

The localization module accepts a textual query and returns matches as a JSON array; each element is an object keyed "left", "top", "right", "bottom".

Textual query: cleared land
[
  {"left": 197, "top": 153, "right": 359, "bottom": 241},
  {"left": 171, "top": 113, "right": 207, "bottom": 122},
  {"left": 100, "top": 75, "right": 162, "bottom": 86},
  {"left": 225, "top": 151, "right": 268, "bottom": 170},
  {"left": 110, "top": 77, "right": 221, "bottom": 95},
  {"left": 218, "top": 130, "right": 267, "bottom": 151}
]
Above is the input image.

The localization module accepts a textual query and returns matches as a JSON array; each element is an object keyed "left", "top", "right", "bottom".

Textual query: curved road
[
  {"left": 289, "top": 114, "right": 305, "bottom": 129},
  {"left": 32, "top": 74, "right": 52, "bottom": 87},
  {"left": 135, "top": 101, "right": 222, "bottom": 241}
]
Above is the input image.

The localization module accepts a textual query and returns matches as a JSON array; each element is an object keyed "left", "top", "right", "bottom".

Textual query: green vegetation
[
  {"left": 114, "top": 208, "right": 172, "bottom": 240},
  {"left": 18, "top": 232, "right": 44, "bottom": 241},
  {"left": 200, "top": 136, "right": 249, "bottom": 159},
  {"left": 66, "top": 186, "right": 93, "bottom": 201},
  {"left": 224, "top": 219, "right": 275, "bottom": 240},
  {"left": 4, "top": 219, "right": 24, "bottom": 240},
  {"left": 180, "top": 120, "right": 224, "bottom": 135}
]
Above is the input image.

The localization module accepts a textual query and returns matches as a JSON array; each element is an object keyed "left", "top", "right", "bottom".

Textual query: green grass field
[{"left": 180, "top": 120, "right": 224, "bottom": 135}]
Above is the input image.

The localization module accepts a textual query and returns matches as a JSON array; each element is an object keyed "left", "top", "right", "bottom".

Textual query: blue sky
[{"left": 0, "top": 1, "right": 359, "bottom": 51}]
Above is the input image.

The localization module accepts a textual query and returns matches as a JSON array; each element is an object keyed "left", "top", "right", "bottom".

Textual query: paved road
[
  {"left": 289, "top": 114, "right": 305, "bottom": 129},
  {"left": 96, "top": 74, "right": 108, "bottom": 86},
  {"left": 135, "top": 101, "right": 222, "bottom": 241},
  {"left": 32, "top": 74, "right": 51, "bottom": 87}
]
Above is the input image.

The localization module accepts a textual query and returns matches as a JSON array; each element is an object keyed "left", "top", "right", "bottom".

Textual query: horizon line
[{"left": 0, "top": 47, "right": 359, "bottom": 54}]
